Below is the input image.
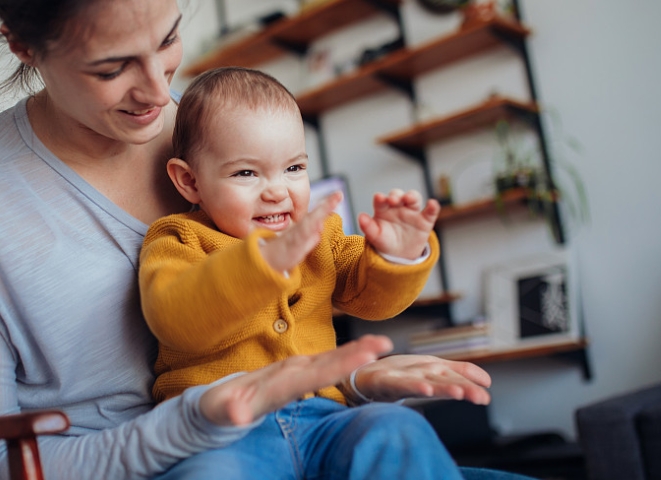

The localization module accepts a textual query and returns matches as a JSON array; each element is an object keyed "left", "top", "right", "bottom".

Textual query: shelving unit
[
  {"left": 186, "top": 0, "right": 588, "bottom": 377},
  {"left": 377, "top": 96, "right": 538, "bottom": 161},
  {"left": 295, "top": 17, "right": 529, "bottom": 121},
  {"left": 442, "top": 338, "right": 591, "bottom": 380},
  {"left": 183, "top": 0, "right": 401, "bottom": 77},
  {"left": 436, "top": 188, "right": 529, "bottom": 224},
  {"left": 333, "top": 292, "right": 462, "bottom": 318}
]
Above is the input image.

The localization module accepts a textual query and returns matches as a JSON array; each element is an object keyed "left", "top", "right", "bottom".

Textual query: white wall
[
  {"left": 500, "top": 0, "right": 661, "bottom": 435},
  {"left": 133, "top": 0, "right": 661, "bottom": 439}
]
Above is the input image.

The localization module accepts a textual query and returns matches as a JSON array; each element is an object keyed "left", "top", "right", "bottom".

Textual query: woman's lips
[{"left": 121, "top": 106, "right": 162, "bottom": 125}]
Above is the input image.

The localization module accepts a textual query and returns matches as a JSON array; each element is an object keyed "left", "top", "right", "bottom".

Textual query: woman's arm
[{"left": 0, "top": 335, "right": 392, "bottom": 480}]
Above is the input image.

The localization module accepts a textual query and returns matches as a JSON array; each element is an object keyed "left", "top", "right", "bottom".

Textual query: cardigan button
[{"left": 273, "top": 319, "right": 288, "bottom": 333}]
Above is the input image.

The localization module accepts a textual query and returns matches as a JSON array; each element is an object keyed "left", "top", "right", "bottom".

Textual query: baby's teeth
[{"left": 263, "top": 214, "right": 283, "bottom": 223}]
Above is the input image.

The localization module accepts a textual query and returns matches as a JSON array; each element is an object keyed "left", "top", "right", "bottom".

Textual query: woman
[{"left": 0, "top": 1, "right": 532, "bottom": 479}]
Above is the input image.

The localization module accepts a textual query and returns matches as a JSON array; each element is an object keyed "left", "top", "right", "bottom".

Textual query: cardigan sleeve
[
  {"left": 327, "top": 215, "right": 440, "bottom": 320},
  {"left": 139, "top": 215, "right": 301, "bottom": 353}
]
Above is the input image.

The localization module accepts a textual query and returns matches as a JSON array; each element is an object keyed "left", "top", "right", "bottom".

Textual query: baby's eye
[
  {"left": 286, "top": 164, "right": 306, "bottom": 173},
  {"left": 233, "top": 170, "right": 255, "bottom": 177}
]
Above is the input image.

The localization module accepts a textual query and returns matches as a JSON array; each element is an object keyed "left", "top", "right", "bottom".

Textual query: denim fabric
[
  {"left": 155, "top": 398, "right": 536, "bottom": 480},
  {"left": 460, "top": 467, "right": 537, "bottom": 480}
]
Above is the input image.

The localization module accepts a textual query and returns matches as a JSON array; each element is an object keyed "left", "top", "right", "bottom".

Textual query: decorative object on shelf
[
  {"left": 416, "top": 0, "right": 472, "bottom": 15},
  {"left": 492, "top": 114, "right": 590, "bottom": 233},
  {"left": 437, "top": 174, "right": 454, "bottom": 206},
  {"left": 357, "top": 38, "right": 405, "bottom": 67},
  {"left": 493, "top": 119, "right": 538, "bottom": 194},
  {"left": 214, "top": 0, "right": 298, "bottom": 35},
  {"left": 299, "top": 0, "right": 335, "bottom": 12},
  {"left": 258, "top": 11, "right": 287, "bottom": 26},
  {"left": 305, "top": 46, "right": 335, "bottom": 88},
  {"left": 485, "top": 251, "right": 580, "bottom": 349},
  {"left": 461, "top": 0, "right": 497, "bottom": 28}
]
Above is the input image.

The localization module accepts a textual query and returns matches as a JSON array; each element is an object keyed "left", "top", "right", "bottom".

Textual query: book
[
  {"left": 409, "top": 335, "right": 491, "bottom": 356},
  {"left": 409, "top": 323, "right": 490, "bottom": 347}
]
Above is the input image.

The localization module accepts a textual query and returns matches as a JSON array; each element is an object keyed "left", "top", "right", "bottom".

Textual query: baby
[{"left": 139, "top": 66, "right": 441, "bottom": 405}]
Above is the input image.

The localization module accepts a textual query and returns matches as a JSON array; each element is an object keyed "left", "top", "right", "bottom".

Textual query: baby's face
[{"left": 192, "top": 105, "right": 310, "bottom": 239}]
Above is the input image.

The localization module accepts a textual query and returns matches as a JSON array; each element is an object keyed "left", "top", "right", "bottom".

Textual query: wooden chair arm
[{"left": 0, "top": 411, "right": 70, "bottom": 480}]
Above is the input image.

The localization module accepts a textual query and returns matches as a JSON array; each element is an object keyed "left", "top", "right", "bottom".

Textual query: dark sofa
[{"left": 575, "top": 383, "right": 661, "bottom": 480}]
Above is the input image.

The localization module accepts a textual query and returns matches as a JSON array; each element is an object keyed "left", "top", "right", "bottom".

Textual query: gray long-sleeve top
[{"left": 0, "top": 98, "right": 257, "bottom": 479}]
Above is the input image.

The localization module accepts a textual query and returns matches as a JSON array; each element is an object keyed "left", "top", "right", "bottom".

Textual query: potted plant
[{"left": 492, "top": 114, "right": 590, "bottom": 237}]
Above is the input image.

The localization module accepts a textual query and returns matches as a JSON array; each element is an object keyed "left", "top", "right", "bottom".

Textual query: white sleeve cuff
[
  {"left": 348, "top": 363, "right": 407, "bottom": 405},
  {"left": 349, "top": 363, "right": 375, "bottom": 403},
  {"left": 377, "top": 242, "right": 431, "bottom": 265}
]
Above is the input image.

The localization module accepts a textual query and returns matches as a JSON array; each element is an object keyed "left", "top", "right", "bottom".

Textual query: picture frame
[
  {"left": 484, "top": 251, "right": 580, "bottom": 348},
  {"left": 309, "top": 175, "right": 357, "bottom": 236}
]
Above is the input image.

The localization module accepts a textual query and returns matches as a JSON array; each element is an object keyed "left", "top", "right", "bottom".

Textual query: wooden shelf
[
  {"left": 183, "top": 0, "right": 400, "bottom": 76},
  {"left": 412, "top": 292, "right": 462, "bottom": 307},
  {"left": 377, "top": 96, "right": 539, "bottom": 158},
  {"left": 436, "top": 188, "right": 529, "bottom": 224},
  {"left": 333, "top": 292, "right": 461, "bottom": 318},
  {"left": 296, "top": 17, "right": 529, "bottom": 118},
  {"left": 441, "top": 338, "right": 589, "bottom": 365},
  {"left": 378, "top": 16, "right": 529, "bottom": 81}
]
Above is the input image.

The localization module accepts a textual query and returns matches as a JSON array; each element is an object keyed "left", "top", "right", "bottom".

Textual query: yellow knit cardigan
[{"left": 139, "top": 210, "right": 439, "bottom": 403}]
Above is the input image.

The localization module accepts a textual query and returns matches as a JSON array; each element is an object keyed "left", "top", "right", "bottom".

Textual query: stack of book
[{"left": 408, "top": 322, "right": 491, "bottom": 357}]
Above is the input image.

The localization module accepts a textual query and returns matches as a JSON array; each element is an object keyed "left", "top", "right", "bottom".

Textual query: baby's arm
[{"left": 358, "top": 189, "right": 440, "bottom": 260}]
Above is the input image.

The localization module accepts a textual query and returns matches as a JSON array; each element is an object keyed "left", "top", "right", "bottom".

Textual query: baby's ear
[{"left": 167, "top": 158, "right": 201, "bottom": 204}]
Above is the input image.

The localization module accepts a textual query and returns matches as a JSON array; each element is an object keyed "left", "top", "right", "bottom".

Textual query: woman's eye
[
  {"left": 96, "top": 64, "right": 126, "bottom": 81},
  {"left": 161, "top": 33, "right": 179, "bottom": 49}
]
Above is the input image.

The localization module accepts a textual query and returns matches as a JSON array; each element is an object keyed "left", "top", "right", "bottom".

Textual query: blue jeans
[{"left": 156, "top": 398, "right": 536, "bottom": 480}]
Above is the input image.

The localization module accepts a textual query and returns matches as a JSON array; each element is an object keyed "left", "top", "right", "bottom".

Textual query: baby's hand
[
  {"left": 260, "top": 191, "right": 342, "bottom": 274},
  {"left": 358, "top": 189, "right": 440, "bottom": 260}
]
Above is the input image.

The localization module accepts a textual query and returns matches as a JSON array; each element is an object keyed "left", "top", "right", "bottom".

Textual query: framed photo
[
  {"left": 309, "top": 175, "right": 357, "bottom": 236},
  {"left": 484, "top": 251, "right": 579, "bottom": 348}
]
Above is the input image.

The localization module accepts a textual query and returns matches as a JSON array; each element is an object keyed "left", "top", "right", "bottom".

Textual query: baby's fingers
[
  {"left": 401, "top": 190, "right": 423, "bottom": 210},
  {"left": 358, "top": 212, "right": 380, "bottom": 240},
  {"left": 421, "top": 198, "right": 441, "bottom": 222},
  {"left": 298, "top": 190, "right": 343, "bottom": 243}
]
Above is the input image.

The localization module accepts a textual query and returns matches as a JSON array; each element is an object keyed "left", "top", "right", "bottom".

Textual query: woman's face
[{"left": 32, "top": 0, "right": 183, "bottom": 145}]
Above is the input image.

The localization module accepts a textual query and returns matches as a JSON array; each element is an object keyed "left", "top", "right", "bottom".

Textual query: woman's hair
[
  {"left": 173, "top": 66, "right": 301, "bottom": 164},
  {"left": 0, "top": 0, "right": 92, "bottom": 94}
]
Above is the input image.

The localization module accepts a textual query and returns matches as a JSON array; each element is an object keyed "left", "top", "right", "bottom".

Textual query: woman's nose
[{"left": 133, "top": 59, "right": 171, "bottom": 107}]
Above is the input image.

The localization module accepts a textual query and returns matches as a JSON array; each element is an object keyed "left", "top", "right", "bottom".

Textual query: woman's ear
[
  {"left": 0, "top": 24, "right": 36, "bottom": 65},
  {"left": 167, "top": 158, "right": 201, "bottom": 205}
]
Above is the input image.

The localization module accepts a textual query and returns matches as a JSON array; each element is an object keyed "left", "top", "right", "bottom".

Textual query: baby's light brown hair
[{"left": 173, "top": 67, "right": 302, "bottom": 165}]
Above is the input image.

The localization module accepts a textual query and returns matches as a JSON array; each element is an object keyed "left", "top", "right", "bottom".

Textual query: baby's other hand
[{"left": 358, "top": 189, "right": 440, "bottom": 260}]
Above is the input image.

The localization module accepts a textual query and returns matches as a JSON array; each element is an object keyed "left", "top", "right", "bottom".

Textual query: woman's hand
[
  {"left": 199, "top": 334, "right": 393, "bottom": 426},
  {"left": 340, "top": 354, "right": 492, "bottom": 406}
]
